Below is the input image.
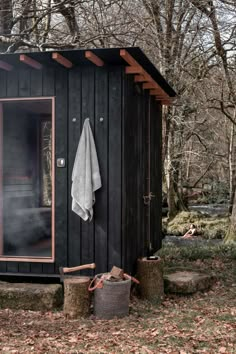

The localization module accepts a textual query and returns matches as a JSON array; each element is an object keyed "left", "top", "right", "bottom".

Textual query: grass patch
[
  {"left": 163, "top": 211, "right": 229, "bottom": 239},
  {"left": 157, "top": 242, "right": 236, "bottom": 262}
]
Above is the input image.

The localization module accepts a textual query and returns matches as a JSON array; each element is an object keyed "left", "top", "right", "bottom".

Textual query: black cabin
[{"left": 0, "top": 47, "right": 175, "bottom": 278}]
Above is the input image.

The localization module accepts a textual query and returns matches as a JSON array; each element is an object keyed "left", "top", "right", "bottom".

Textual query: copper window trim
[{"left": 0, "top": 97, "right": 55, "bottom": 263}]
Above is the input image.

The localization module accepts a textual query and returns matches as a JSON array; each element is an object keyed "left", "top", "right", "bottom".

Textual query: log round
[
  {"left": 137, "top": 257, "right": 164, "bottom": 303},
  {"left": 63, "top": 276, "right": 91, "bottom": 318}
]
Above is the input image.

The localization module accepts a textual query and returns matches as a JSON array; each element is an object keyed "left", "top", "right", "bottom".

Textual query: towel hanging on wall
[{"left": 71, "top": 118, "right": 102, "bottom": 221}]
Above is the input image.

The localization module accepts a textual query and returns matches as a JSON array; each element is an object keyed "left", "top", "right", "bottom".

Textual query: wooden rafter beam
[
  {"left": 85, "top": 51, "right": 104, "bottom": 66},
  {"left": 134, "top": 75, "right": 147, "bottom": 82},
  {"left": 120, "top": 48, "right": 139, "bottom": 67},
  {"left": 155, "top": 97, "right": 172, "bottom": 105},
  {"left": 142, "top": 82, "right": 157, "bottom": 90},
  {"left": 120, "top": 49, "right": 171, "bottom": 103},
  {"left": 150, "top": 88, "right": 166, "bottom": 94},
  {"left": 0, "top": 60, "right": 13, "bottom": 71},
  {"left": 52, "top": 52, "right": 73, "bottom": 68},
  {"left": 125, "top": 66, "right": 143, "bottom": 74},
  {"left": 20, "top": 54, "right": 42, "bottom": 70}
]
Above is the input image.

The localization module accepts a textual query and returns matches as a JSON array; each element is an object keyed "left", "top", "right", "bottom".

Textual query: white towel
[{"left": 71, "top": 118, "right": 102, "bottom": 221}]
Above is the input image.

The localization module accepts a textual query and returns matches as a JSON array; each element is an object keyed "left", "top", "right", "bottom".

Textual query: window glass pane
[{"left": 0, "top": 100, "right": 53, "bottom": 258}]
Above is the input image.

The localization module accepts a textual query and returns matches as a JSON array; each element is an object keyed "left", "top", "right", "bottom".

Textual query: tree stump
[
  {"left": 63, "top": 277, "right": 91, "bottom": 318},
  {"left": 137, "top": 257, "right": 164, "bottom": 303}
]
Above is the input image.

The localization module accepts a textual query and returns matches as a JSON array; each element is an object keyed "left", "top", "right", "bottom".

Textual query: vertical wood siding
[
  {"left": 150, "top": 99, "right": 162, "bottom": 251},
  {"left": 0, "top": 63, "right": 162, "bottom": 277}
]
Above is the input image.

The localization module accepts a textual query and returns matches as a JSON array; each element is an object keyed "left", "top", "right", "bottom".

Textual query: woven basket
[{"left": 93, "top": 273, "right": 131, "bottom": 319}]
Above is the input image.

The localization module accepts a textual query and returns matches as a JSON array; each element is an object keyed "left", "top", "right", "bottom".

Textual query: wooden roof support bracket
[
  {"left": 0, "top": 60, "right": 13, "bottom": 71},
  {"left": 52, "top": 52, "right": 73, "bottom": 68},
  {"left": 134, "top": 75, "right": 147, "bottom": 82},
  {"left": 142, "top": 82, "right": 158, "bottom": 89},
  {"left": 149, "top": 89, "right": 166, "bottom": 97},
  {"left": 125, "top": 66, "right": 143, "bottom": 74},
  {"left": 120, "top": 49, "right": 173, "bottom": 103},
  {"left": 120, "top": 49, "right": 139, "bottom": 67},
  {"left": 85, "top": 51, "right": 104, "bottom": 66},
  {"left": 20, "top": 54, "right": 42, "bottom": 69}
]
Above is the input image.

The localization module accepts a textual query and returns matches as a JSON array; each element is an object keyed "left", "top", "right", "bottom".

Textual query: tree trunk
[
  {"left": 228, "top": 114, "right": 236, "bottom": 214},
  {"left": 0, "top": 0, "right": 13, "bottom": 51},
  {"left": 225, "top": 190, "right": 236, "bottom": 242},
  {"left": 165, "top": 117, "right": 187, "bottom": 219}
]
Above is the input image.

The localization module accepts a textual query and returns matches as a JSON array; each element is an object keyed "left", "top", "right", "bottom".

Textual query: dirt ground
[{"left": 0, "top": 258, "right": 235, "bottom": 353}]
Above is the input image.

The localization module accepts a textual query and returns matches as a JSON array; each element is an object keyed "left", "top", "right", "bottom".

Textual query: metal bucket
[{"left": 93, "top": 273, "right": 131, "bottom": 319}]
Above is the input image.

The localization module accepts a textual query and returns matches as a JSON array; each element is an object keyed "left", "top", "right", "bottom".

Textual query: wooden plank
[
  {"left": 20, "top": 54, "right": 42, "bottom": 70},
  {"left": 18, "top": 262, "right": 31, "bottom": 273},
  {"left": 120, "top": 49, "right": 139, "bottom": 66},
  {"left": 6, "top": 262, "right": 19, "bottom": 273},
  {"left": 54, "top": 68, "right": 68, "bottom": 272},
  {"left": 0, "top": 71, "right": 7, "bottom": 97},
  {"left": 140, "top": 91, "right": 148, "bottom": 257},
  {"left": 52, "top": 52, "right": 73, "bottom": 69},
  {"left": 0, "top": 261, "right": 7, "bottom": 272},
  {"left": 30, "top": 263, "right": 43, "bottom": 274},
  {"left": 149, "top": 89, "right": 166, "bottom": 96},
  {"left": 0, "top": 60, "right": 13, "bottom": 71},
  {"left": 19, "top": 69, "right": 30, "bottom": 97},
  {"left": 80, "top": 67, "right": 95, "bottom": 276},
  {"left": 7, "top": 71, "right": 18, "bottom": 97},
  {"left": 30, "top": 70, "right": 43, "bottom": 96},
  {"left": 42, "top": 263, "right": 55, "bottom": 274},
  {"left": 134, "top": 75, "right": 147, "bottom": 83},
  {"left": 143, "top": 82, "right": 157, "bottom": 90},
  {"left": 108, "top": 67, "right": 122, "bottom": 270},
  {"left": 150, "top": 98, "right": 162, "bottom": 251},
  {"left": 0, "top": 103, "right": 3, "bottom": 257},
  {"left": 43, "top": 68, "right": 55, "bottom": 96},
  {"left": 68, "top": 67, "right": 82, "bottom": 267},
  {"left": 94, "top": 68, "right": 108, "bottom": 274},
  {"left": 125, "top": 66, "right": 143, "bottom": 74},
  {"left": 121, "top": 49, "right": 168, "bottom": 97},
  {"left": 85, "top": 51, "right": 104, "bottom": 67},
  {"left": 122, "top": 74, "right": 140, "bottom": 273}
]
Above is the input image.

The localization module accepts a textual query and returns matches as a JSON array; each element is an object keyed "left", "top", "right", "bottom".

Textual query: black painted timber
[{"left": 0, "top": 47, "right": 173, "bottom": 277}]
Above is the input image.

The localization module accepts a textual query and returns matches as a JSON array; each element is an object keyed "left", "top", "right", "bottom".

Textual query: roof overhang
[{"left": 0, "top": 47, "right": 176, "bottom": 105}]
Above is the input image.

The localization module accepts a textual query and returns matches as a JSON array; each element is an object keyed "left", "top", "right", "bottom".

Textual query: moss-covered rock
[
  {"left": 0, "top": 282, "right": 63, "bottom": 311},
  {"left": 164, "top": 211, "right": 229, "bottom": 239}
]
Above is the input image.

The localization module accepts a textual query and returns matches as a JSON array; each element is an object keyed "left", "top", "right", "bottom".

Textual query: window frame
[{"left": 0, "top": 97, "right": 55, "bottom": 263}]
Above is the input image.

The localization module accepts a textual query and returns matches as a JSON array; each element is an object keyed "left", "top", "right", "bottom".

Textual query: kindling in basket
[{"left": 88, "top": 266, "right": 140, "bottom": 319}]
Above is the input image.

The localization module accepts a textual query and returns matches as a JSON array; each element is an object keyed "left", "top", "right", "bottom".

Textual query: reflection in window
[{"left": 41, "top": 121, "right": 52, "bottom": 207}]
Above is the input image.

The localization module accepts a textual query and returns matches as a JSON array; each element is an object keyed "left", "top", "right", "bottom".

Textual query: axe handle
[{"left": 62, "top": 263, "right": 96, "bottom": 274}]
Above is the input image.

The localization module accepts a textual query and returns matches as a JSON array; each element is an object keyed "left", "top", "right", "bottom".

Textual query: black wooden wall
[
  {"left": 68, "top": 65, "right": 123, "bottom": 276},
  {"left": 0, "top": 63, "right": 162, "bottom": 277},
  {"left": 0, "top": 67, "right": 68, "bottom": 276},
  {"left": 122, "top": 74, "right": 162, "bottom": 274}
]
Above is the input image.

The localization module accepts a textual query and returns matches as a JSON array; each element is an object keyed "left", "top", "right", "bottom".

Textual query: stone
[
  {"left": 0, "top": 282, "right": 63, "bottom": 311},
  {"left": 164, "top": 271, "right": 215, "bottom": 294}
]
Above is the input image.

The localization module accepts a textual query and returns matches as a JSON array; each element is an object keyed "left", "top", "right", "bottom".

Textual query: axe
[{"left": 59, "top": 263, "right": 96, "bottom": 282}]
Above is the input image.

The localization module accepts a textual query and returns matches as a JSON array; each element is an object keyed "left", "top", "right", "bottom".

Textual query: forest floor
[{"left": 0, "top": 245, "right": 235, "bottom": 353}]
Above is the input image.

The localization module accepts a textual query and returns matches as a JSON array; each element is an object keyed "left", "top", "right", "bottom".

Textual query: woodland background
[{"left": 0, "top": 0, "right": 236, "bottom": 240}]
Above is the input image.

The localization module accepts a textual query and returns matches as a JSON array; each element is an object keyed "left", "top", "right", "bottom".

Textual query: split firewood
[{"left": 110, "top": 266, "right": 124, "bottom": 279}]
